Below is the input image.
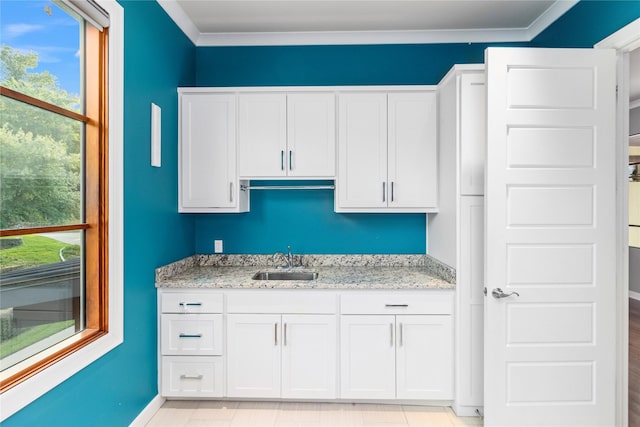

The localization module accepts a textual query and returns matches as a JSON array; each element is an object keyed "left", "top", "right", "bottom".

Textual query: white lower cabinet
[
  {"left": 340, "top": 314, "right": 452, "bottom": 400},
  {"left": 226, "top": 313, "right": 337, "bottom": 399},
  {"left": 281, "top": 314, "right": 337, "bottom": 399},
  {"left": 159, "top": 289, "right": 452, "bottom": 403},
  {"left": 226, "top": 314, "right": 282, "bottom": 398},
  {"left": 340, "top": 315, "right": 396, "bottom": 399}
]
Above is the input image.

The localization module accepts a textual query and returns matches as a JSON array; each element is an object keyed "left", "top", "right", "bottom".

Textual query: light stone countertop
[{"left": 155, "top": 255, "right": 455, "bottom": 290}]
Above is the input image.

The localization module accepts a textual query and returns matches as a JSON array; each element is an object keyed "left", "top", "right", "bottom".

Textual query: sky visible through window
[{"left": 1, "top": 0, "right": 80, "bottom": 96}]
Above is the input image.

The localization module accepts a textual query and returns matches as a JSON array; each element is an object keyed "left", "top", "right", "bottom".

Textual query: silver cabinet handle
[
  {"left": 390, "top": 323, "right": 394, "bottom": 347},
  {"left": 391, "top": 182, "right": 395, "bottom": 202},
  {"left": 385, "top": 304, "right": 408, "bottom": 308},
  {"left": 382, "top": 182, "right": 386, "bottom": 202},
  {"left": 289, "top": 150, "right": 293, "bottom": 171},
  {"left": 275, "top": 322, "right": 278, "bottom": 346},
  {"left": 180, "top": 374, "right": 203, "bottom": 380},
  {"left": 491, "top": 288, "right": 520, "bottom": 299},
  {"left": 284, "top": 323, "right": 287, "bottom": 346},
  {"left": 229, "top": 182, "right": 233, "bottom": 202},
  {"left": 400, "top": 323, "right": 404, "bottom": 346},
  {"left": 179, "top": 333, "right": 202, "bottom": 338},
  {"left": 179, "top": 302, "right": 202, "bottom": 307},
  {"left": 281, "top": 150, "right": 285, "bottom": 171}
]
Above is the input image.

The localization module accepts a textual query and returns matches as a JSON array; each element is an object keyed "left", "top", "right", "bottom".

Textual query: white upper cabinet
[
  {"left": 459, "top": 73, "right": 486, "bottom": 196},
  {"left": 287, "top": 93, "right": 336, "bottom": 178},
  {"left": 336, "top": 90, "right": 438, "bottom": 213},
  {"left": 388, "top": 92, "right": 438, "bottom": 208},
  {"left": 179, "top": 92, "right": 248, "bottom": 213},
  {"left": 238, "top": 93, "right": 288, "bottom": 178},
  {"left": 336, "top": 93, "right": 388, "bottom": 210},
  {"left": 238, "top": 92, "right": 336, "bottom": 179}
]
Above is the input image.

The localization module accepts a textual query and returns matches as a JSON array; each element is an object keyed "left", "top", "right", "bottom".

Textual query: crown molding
[
  {"left": 157, "top": 0, "right": 200, "bottom": 45},
  {"left": 596, "top": 17, "right": 640, "bottom": 52},
  {"left": 158, "top": 0, "right": 578, "bottom": 47},
  {"left": 525, "top": 0, "right": 578, "bottom": 40}
]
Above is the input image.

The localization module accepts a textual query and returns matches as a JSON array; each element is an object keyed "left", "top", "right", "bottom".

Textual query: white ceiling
[{"left": 158, "top": 0, "right": 578, "bottom": 46}]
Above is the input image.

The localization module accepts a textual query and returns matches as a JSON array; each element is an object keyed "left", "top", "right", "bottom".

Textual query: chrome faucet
[{"left": 273, "top": 245, "right": 294, "bottom": 268}]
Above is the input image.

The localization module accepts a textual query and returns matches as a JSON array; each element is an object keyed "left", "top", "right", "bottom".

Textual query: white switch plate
[{"left": 214, "top": 240, "right": 223, "bottom": 253}]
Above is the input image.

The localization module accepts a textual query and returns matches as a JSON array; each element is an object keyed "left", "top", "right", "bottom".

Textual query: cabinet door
[
  {"left": 387, "top": 92, "right": 437, "bottom": 208},
  {"left": 396, "top": 315, "right": 453, "bottom": 400},
  {"left": 226, "top": 314, "right": 281, "bottom": 398},
  {"left": 456, "top": 196, "right": 485, "bottom": 411},
  {"left": 281, "top": 315, "right": 337, "bottom": 399},
  {"left": 337, "top": 93, "right": 388, "bottom": 209},
  {"left": 340, "top": 315, "right": 395, "bottom": 399},
  {"left": 287, "top": 93, "right": 336, "bottom": 178},
  {"left": 459, "top": 73, "right": 486, "bottom": 196},
  {"left": 238, "top": 93, "right": 287, "bottom": 178},
  {"left": 180, "top": 93, "right": 237, "bottom": 209}
]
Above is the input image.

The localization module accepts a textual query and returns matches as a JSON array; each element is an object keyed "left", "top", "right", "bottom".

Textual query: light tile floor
[{"left": 146, "top": 401, "right": 484, "bottom": 427}]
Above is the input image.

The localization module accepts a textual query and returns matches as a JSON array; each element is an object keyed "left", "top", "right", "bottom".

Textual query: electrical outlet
[{"left": 214, "top": 240, "right": 223, "bottom": 253}]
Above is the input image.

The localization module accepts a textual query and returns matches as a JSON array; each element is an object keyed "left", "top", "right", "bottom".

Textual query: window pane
[
  {"left": 1, "top": 1, "right": 82, "bottom": 112},
  {"left": 0, "top": 96, "right": 82, "bottom": 229},
  {"left": 0, "top": 231, "right": 84, "bottom": 371}
]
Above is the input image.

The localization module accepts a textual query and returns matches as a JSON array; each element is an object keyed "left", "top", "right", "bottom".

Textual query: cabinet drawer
[
  {"left": 161, "top": 314, "right": 223, "bottom": 355},
  {"left": 161, "top": 356, "right": 223, "bottom": 397},
  {"left": 340, "top": 292, "right": 453, "bottom": 315},
  {"left": 161, "top": 292, "right": 223, "bottom": 313},
  {"left": 226, "top": 291, "right": 336, "bottom": 314}
]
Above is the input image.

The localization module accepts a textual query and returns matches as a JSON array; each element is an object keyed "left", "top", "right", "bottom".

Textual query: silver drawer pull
[
  {"left": 179, "top": 302, "right": 202, "bottom": 307},
  {"left": 178, "top": 333, "right": 202, "bottom": 338},
  {"left": 385, "top": 304, "right": 409, "bottom": 308},
  {"left": 180, "top": 374, "right": 203, "bottom": 380}
]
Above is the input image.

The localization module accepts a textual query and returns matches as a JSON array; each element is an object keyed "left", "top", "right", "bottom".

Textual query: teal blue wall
[
  {"left": 2, "top": 1, "right": 196, "bottom": 426},
  {"left": 3, "top": 1, "right": 640, "bottom": 426}
]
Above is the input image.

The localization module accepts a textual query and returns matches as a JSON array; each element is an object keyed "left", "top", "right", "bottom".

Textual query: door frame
[{"left": 596, "top": 17, "right": 640, "bottom": 427}]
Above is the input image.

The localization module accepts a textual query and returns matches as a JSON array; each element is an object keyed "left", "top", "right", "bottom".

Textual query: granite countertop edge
[{"left": 155, "top": 254, "right": 456, "bottom": 290}]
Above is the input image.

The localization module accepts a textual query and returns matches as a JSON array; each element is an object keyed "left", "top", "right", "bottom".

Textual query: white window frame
[{"left": 0, "top": 0, "right": 124, "bottom": 420}]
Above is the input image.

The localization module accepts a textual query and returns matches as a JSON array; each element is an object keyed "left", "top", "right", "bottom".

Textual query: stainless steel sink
[{"left": 252, "top": 271, "right": 319, "bottom": 281}]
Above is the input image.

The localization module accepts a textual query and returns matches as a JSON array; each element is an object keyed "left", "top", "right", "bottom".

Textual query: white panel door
[
  {"left": 180, "top": 93, "right": 236, "bottom": 208},
  {"left": 484, "top": 48, "right": 616, "bottom": 426},
  {"left": 226, "top": 314, "right": 281, "bottom": 398},
  {"left": 387, "top": 92, "right": 437, "bottom": 208},
  {"left": 340, "top": 315, "right": 395, "bottom": 399},
  {"left": 396, "top": 315, "right": 453, "bottom": 400},
  {"left": 337, "top": 93, "right": 388, "bottom": 208},
  {"left": 238, "top": 93, "right": 287, "bottom": 178},
  {"left": 281, "top": 315, "right": 337, "bottom": 399},
  {"left": 287, "top": 93, "right": 336, "bottom": 178}
]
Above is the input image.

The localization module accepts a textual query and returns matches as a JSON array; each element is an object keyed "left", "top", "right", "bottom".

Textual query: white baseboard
[
  {"left": 451, "top": 403, "right": 483, "bottom": 417},
  {"left": 630, "top": 290, "right": 640, "bottom": 301},
  {"left": 129, "top": 395, "right": 165, "bottom": 427}
]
